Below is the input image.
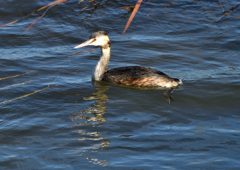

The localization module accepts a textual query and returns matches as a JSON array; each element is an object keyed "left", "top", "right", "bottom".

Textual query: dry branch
[
  {"left": 214, "top": 3, "right": 240, "bottom": 23},
  {"left": 122, "top": 0, "right": 143, "bottom": 35},
  {"left": 0, "top": 0, "right": 68, "bottom": 30}
]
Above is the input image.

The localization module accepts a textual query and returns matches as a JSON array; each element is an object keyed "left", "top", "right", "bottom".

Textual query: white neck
[{"left": 92, "top": 47, "right": 111, "bottom": 81}]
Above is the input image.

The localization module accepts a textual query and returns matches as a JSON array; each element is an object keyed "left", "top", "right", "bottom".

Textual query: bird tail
[
  {"left": 178, "top": 79, "right": 183, "bottom": 85},
  {"left": 173, "top": 78, "right": 183, "bottom": 85}
]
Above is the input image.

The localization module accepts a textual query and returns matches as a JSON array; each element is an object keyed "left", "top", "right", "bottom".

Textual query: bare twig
[
  {"left": 24, "top": 5, "right": 52, "bottom": 32},
  {"left": 81, "top": 3, "right": 100, "bottom": 10},
  {"left": 218, "top": 0, "right": 225, "bottom": 11},
  {"left": 120, "top": 6, "right": 135, "bottom": 11},
  {"left": 214, "top": 4, "right": 240, "bottom": 23},
  {"left": 68, "top": 48, "right": 96, "bottom": 57},
  {"left": 0, "top": 71, "right": 34, "bottom": 81},
  {"left": 0, "top": 84, "right": 58, "bottom": 105},
  {"left": 0, "top": 0, "right": 68, "bottom": 30},
  {"left": 122, "top": 0, "right": 143, "bottom": 35}
]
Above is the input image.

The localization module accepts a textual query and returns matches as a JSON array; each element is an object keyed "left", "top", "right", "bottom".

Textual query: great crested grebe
[{"left": 74, "top": 31, "right": 182, "bottom": 88}]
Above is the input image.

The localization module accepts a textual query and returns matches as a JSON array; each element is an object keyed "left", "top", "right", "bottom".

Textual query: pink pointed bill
[{"left": 74, "top": 39, "right": 94, "bottom": 49}]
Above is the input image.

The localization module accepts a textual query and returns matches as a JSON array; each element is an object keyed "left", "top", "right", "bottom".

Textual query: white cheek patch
[{"left": 91, "top": 36, "right": 106, "bottom": 46}]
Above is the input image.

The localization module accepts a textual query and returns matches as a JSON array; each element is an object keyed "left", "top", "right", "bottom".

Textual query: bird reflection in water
[
  {"left": 82, "top": 84, "right": 109, "bottom": 123},
  {"left": 70, "top": 84, "right": 110, "bottom": 167},
  {"left": 69, "top": 79, "right": 178, "bottom": 167}
]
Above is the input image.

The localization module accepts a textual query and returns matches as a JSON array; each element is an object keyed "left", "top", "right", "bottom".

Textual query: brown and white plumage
[{"left": 74, "top": 31, "right": 182, "bottom": 88}]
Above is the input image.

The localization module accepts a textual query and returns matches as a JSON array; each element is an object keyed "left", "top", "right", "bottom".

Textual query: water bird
[{"left": 74, "top": 31, "right": 182, "bottom": 88}]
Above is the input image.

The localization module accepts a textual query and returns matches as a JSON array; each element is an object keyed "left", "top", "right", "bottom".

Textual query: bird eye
[{"left": 92, "top": 38, "right": 96, "bottom": 42}]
